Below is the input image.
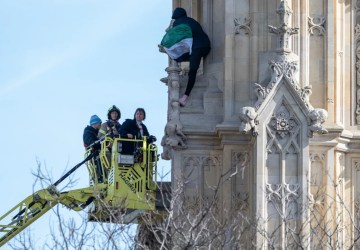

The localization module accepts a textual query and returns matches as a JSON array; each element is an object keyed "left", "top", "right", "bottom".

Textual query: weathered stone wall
[{"left": 156, "top": 0, "right": 360, "bottom": 249}]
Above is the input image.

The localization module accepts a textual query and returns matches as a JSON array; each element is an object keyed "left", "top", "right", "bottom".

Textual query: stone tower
[{"left": 159, "top": 0, "right": 360, "bottom": 248}]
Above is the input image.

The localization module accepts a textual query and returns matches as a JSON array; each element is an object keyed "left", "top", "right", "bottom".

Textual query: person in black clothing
[
  {"left": 83, "top": 115, "right": 102, "bottom": 149},
  {"left": 121, "top": 108, "right": 149, "bottom": 139},
  {"left": 119, "top": 108, "right": 150, "bottom": 155},
  {"left": 83, "top": 114, "right": 103, "bottom": 182},
  {"left": 171, "top": 7, "right": 211, "bottom": 107}
]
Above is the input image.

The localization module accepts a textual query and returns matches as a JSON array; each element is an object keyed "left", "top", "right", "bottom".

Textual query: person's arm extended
[{"left": 165, "top": 19, "right": 175, "bottom": 32}]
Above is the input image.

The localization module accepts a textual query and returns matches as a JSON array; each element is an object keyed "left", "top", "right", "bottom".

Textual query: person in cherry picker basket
[{"left": 98, "top": 105, "right": 122, "bottom": 139}]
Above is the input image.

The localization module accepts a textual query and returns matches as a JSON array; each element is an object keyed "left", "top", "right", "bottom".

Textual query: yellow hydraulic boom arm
[
  {"left": 0, "top": 183, "right": 107, "bottom": 248},
  {"left": 0, "top": 136, "right": 159, "bottom": 248}
]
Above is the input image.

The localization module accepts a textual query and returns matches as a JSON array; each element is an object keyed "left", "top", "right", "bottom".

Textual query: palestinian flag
[{"left": 161, "top": 24, "right": 193, "bottom": 60}]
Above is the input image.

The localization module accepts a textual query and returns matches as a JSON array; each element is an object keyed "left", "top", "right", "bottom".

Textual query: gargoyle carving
[
  {"left": 309, "top": 108, "right": 328, "bottom": 136},
  {"left": 161, "top": 101, "right": 187, "bottom": 160},
  {"left": 239, "top": 107, "right": 258, "bottom": 136},
  {"left": 162, "top": 122, "right": 187, "bottom": 148}
]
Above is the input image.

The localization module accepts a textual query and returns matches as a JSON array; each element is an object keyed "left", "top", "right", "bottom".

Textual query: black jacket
[
  {"left": 83, "top": 125, "right": 100, "bottom": 149},
  {"left": 172, "top": 7, "right": 210, "bottom": 49},
  {"left": 120, "top": 119, "right": 149, "bottom": 139}
]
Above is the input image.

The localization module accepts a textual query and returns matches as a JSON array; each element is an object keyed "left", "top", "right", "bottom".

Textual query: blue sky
[{"left": 0, "top": 1, "right": 172, "bottom": 248}]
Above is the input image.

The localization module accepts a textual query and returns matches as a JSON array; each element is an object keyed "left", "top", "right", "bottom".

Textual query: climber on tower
[{"left": 171, "top": 7, "right": 211, "bottom": 107}]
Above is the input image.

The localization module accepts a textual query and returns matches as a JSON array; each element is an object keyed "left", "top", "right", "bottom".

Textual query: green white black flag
[{"left": 161, "top": 24, "right": 193, "bottom": 60}]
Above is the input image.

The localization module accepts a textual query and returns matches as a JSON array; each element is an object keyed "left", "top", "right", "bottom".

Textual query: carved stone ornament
[
  {"left": 268, "top": 0, "right": 298, "bottom": 53},
  {"left": 309, "top": 152, "right": 326, "bottom": 186},
  {"left": 182, "top": 154, "right": 222, "bottom": 188},
  {"left": 234, "top": 16, "right": 252, "bottom": 35},
  {"left": 232, "top": 192, "right": 249, "bottom": 212},
  {"left": 270, "top": 106, "right": 297, "bottom": 138},
  {"left": 356, "top": 24, "right": 360, "bottom": 41},
  {"left": 266, "top": 103, "right": 300, "bottom": 152},
  {"left": 355, "top": 24, "right": 360, "bottom": 124},
  {"left": 161, "top": 60, "right": 187, "bottom": 160},
  {"left": 266, "top": 182, "right": 299, "bottom": 203},
  {"left": 276, "top": 0, "right": 292, "bottom": 26},
  {"left": 308, "top": 193, "right": 325, "bottom": 211},
  {"left": 252, "top": 1, "right": 311, "bottom": 111},
  {"left": 268, "top": 59, "right": 299, "bottom": 89},
  {"left": 310, "top": 152, "right": 326, "bottom": 163},
  {"left": 308, "top": 108, "right": 328, "bottom": 137},
  {"left": 354, "top": 160, "right": 360, "bottom": 172},
  {"left": 253, "top": 56, "right": 313, "bottom": 111},
  {"left": 355, "top": 198, "right": 360, "bottom": 221},
  {"left": 240, "top": 1, "right": 328, "bottom": 138},
  {"left": 239, "top": 106, "right": 258, "bottom": 136},
  {"left": 161, "top": 101, "right": 187, "bottom": 160},
  {"left": 231, "top": 151, "right": 250, "bottom": 179},
  {"left": 308, "top": 16, "right": 326, "bottom": 36}
]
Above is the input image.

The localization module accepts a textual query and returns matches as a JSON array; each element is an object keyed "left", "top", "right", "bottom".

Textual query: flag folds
[{"left": 161, "top": 24, "right": 193, "bottom": 60}]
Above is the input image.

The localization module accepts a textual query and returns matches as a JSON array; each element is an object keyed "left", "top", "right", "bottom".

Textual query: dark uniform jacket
[
  {"left": 120, "top": 119, "right": 149, "bottom": 139},
  {"left": 172, "top": 7, "right": 210, "bottom": 50},
  {"left": 83, "top": 126, "right": 100, "bottom": 149},
  {"left": 119, "top": 119, "right": 150, "bottom": 155}
]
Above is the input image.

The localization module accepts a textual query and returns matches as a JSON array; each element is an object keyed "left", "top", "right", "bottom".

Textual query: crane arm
[
  {"left": 0, "top": 136, "right": 160, "bottom": 247},
  {"left": 0, "top": 184, "right": 107, "bottom": 248}
]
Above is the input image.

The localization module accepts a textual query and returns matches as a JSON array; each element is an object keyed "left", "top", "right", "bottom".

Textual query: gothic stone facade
[{"left": 160, "top": 0, "right": 360, "bottom": 249}]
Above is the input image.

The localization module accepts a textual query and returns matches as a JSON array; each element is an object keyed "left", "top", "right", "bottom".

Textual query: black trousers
[{"left": 176, "top": 47, "right": 211, "bottom": 96}]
